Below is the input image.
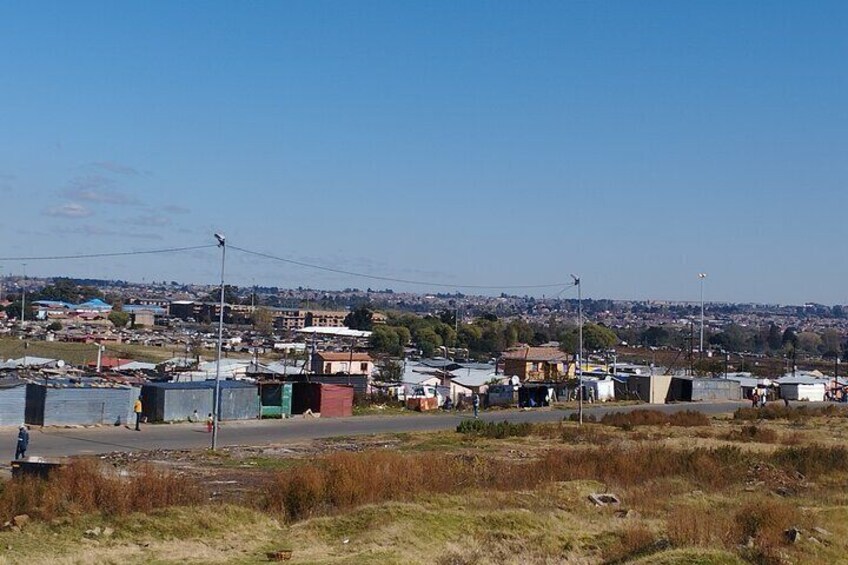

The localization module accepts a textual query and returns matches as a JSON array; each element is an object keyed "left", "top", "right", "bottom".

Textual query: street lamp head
[
  {"left": 214, "top": 233, "right": 226, "bottom": 247},
  {"left": 698, "top": 273, "right": 707, "bottom": 279},
  {"left": 570, "top": 274, "right": 580, "bottom": 285}
]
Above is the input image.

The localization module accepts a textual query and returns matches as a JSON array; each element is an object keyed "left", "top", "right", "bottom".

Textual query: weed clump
[
  {"left": 0, "top": 459, "right": 202, "bottom": 522},
  {"left": 734, "top": 404, "right": 845, "bottom": 422},
  {"left": 599, "top": 409, "right": 710, "bottom": 429},
  {"left": 723, "top": 425, "right": 779, "bottom": 444},
  {"left": 455, "top": 419, "right": 532, "bottom": 439}
]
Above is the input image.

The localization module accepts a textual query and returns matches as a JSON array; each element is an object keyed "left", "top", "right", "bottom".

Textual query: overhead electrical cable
[
  {"left": 0, "top": 244, "right": 216, "bottom": 261},
  {"left": 229, "top": 244, "right": 574, "bottom": 290},
  {"left": 0, "top": 241, "right": 575, "bottom": 291}
]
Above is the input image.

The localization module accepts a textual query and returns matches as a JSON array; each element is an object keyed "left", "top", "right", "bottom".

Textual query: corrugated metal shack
[
  {"left": 285, "top": 374, "right": 368, "bottom": 396},
  {"left": 141, "top": 381, "right": 260, "bottom": 422},
  {"left": 0, "top": 378, "right": 28, "bottom": 426},
  {"left": 25, "top": 380, "right": 135, "bottom": 426},
  {"left": 259, "top": 382, "right": 292, "bottom": 418},
  {"left": 291, "top": 383, "right": 353, "bottom": 417},
  {"left": 668, "top": 377, "right": 741, "bottom": 402},
  {"left": 487, "top": 384, "right": 517, "bottom": 407}
]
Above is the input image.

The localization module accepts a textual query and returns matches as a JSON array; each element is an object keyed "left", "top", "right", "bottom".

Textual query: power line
[
  {"left": 0, "top": 244, "right": 215, "bottom": 262},
  {"left": 229, "top": 245, "right": 573, "bottom": 290}
]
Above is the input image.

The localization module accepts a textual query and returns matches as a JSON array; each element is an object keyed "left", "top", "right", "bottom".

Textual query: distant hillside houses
[{"left": 34, "top": 299, "right": 112, "bottom": 321}]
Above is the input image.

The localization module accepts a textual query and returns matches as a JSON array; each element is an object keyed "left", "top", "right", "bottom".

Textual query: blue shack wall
[
  {"left": 691, "top": 379, "right": 741, "bottom": 401},
  {"left": 28, "top": 386, "right": 134, "bottom": 426},
  {"left": 0, "top": 384, "right": 27, "bottom": 426},
  {"left": 142, "top": 382, "right": 258, "bottom": 422}
]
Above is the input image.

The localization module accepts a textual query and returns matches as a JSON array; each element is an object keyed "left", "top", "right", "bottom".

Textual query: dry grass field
[{"left": 3, "top": 405, "right": 848, "bottom": 564}]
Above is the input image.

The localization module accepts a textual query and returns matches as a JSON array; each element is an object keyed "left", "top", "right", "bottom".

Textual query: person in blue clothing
[
  {"left": 15, "top": 424, "right": 29, "bottom": 460},
  {"left": 472, "top": 393, "right": 480, "bottom": 419}
]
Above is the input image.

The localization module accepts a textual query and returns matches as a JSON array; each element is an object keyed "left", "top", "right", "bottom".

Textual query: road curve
[{"left": 1, "top": 401, "right": 747, "bottom": 459}]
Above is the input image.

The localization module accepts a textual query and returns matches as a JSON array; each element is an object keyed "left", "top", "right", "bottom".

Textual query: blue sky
[{"left": 0, "top": 1, "right": 845, "bottom": 304}]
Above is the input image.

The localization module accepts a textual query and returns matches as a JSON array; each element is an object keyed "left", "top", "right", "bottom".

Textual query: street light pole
[
  {"left": 21, "top": 263, "right": 27, "bottom": 329},
  {"left": 698, "top": 273, "right": 707, "bottom": 357},
  {"left": 211, "top": 234, "right": 226, "bottom": 450},
  {"left": 571, "top": 274, "right": 583, "bottom": 425}
]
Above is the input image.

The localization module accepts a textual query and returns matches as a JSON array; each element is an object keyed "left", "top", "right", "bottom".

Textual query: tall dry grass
[
  {"left": 262, "top": 444, "right": 751, "bottom": 521},
  {"left": 666, "top": 497, "right": 802, "bottom": 565},
  {"left": 734, "top": 404, "right": 845, "bottom": 422},
  {"left": 600, "top": 409, "right": 711, "bottom": 428},
  {"left": 0, "top": 459, "right": 202, "bottom": 521}
]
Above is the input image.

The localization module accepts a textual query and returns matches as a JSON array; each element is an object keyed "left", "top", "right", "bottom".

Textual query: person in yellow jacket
[{"left": 133, "top": 397, "right": 143, "bottom": 431}]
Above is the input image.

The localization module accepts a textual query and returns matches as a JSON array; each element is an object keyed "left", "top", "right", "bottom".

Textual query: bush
[
  {"left": 600, "top": 409, "right": 710, "bottom": 429},
  {"left": 566, "top": 413, "right": 597, "bottom": 423},
  {"left": 723, "top": 425, "right": 779, "bottom": 444},
  {"left": 605, "top": 524, "right": 657, "bottom": 562},
  {"left": 734, "top": 498, "right": 801, "bottom": 563},
  {"left": 455, "top": 419, "right": 532, "bottom": 439},
  {"left": 771, "top": 445, "right": 848, "bottom": 477},
  {"left": 0, "top": 459, "right": 202, "bottom": 521},
  {"left": 734, "top": 404, "right": 845, "bottom": 422}
]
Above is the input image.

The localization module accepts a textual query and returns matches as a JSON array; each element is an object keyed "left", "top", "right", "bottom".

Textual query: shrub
[
  {"left": 455, "top": 419, "right": 532, "bottom": 439},
  {"left": 734, "top": 498, "right": 800, "bottom": 563},
  {"left": 771, "top": 445, "right": 848, "bottom": 477},
  {"left": 0, "top": 459, "right": 202, "bottom": 522},
  {"left": 566, "top": 413, "right": 597, "bottom": 423},
  {"left": 600, "top": 409, "right": 710, "bottom": 429},
  {"left": 666, "top": 504, "right": 735, "bottom": 548},
  {"left": 604, "top": 524, "right": 657, "bottom": 562},
  {"left": 723, "top": 425, "right": 779, "bottom": 444},
  {"left": 734, "top": 404, "right": 845, "bottom": 422}
]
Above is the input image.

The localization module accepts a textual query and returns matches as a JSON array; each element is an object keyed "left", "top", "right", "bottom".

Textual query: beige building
[
  {"left": 311, "top": 351, "right": 374, "bottom": 377},
  {"left": 501, "top": 346, "right": 569, "bottom": 382},
  {"left": 306, "top": 310, "right": 348, "bottom": 328}
]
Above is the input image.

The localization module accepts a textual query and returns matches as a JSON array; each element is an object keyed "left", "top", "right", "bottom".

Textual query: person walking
[
  {"left": 133, "top": 396, "right": 143, "bottom": 431},
  {"left": 206, "top": 413, "right": 214, "bottom": 433},
  {"left": 472, "top": 393, "right": 480, "bottom": 419},
  {"left": 15, "top": 425, "right": 29, "bottom": 460}
]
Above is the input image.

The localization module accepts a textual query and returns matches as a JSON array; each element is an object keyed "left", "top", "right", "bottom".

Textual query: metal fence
[
  {"left": 25, "top": 383, "right": 135, "bottom": 426},
  {"left": 142, "top": 381, "right": 260, "bottom": 422},
  {"left": 0, "top": 380, "right": 27, "bottom": 426}
]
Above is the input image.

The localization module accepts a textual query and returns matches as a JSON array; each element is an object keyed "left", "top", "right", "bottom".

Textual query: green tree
[
  {"left": 711, "top": 324, "right": 750, "bottom": 353},
  {"left": 766, "top": 323, "right": 783, "bottom": 351},
  {"left": 4, "top": 301, "right": 23, "bottom": 320},
  {"left": 797, "top": 331, "right": 822, "bottom": 355},
  {"left": 415, "top": 327, "right": 443, "bottom": 357},
  {"left": 375, "top": 359, "right": 403, "bottom": 382},
  {"left": 108, "top": 311, "right": 130, "bottom": 328},
  {"left": 369, "top": 326, "right": 404, "bottom": 357},
  {"left": 693, "top": 358, "right": 723, "bottom": 377},
  {"left": 820, "top": 329, "right": 842, "bottom": 358},
  {"left": 344, "top": 306, "right": 374, "bottom": 331},
  {"left": 252, "top": 307, "right": 274, "bottom": 334},
  {"left": 205, "top": 285, "right": 239, "bottom": 304},
  {"left": 47, "top": 321, "right": 63, "bottom": 331},
  {"left": 640, "top": 326, "right": 672, "bottom": 347},
  {"left": 558, "top": 323, "right": 617, "bottom": 353}
]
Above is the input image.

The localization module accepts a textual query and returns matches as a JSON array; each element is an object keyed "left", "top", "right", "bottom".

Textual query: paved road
[{"left": 0, "top": 401, "right": 747, "bottom": 459}]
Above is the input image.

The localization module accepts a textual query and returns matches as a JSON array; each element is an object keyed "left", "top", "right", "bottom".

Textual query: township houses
[
  {"left": 311, "top": 351, "right": 374, "bottom": 378},
  {"left": 501, "top": 346, "right": 571, "bottom": 382},
  {"left": 33, "top": 299, "right": 113, "bottom": 321}
]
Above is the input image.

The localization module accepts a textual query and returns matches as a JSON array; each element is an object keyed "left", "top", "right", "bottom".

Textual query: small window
[
  {"left": 324, "top": 363, "right": 332, "bottom": 373},
  {"left": 360, "top": 362, "right": 368, "bottom": 372}
]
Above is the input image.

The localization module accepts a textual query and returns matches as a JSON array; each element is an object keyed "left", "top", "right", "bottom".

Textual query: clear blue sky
[{"left": 0, "top": 1, "right": 845, "bottom": 304}]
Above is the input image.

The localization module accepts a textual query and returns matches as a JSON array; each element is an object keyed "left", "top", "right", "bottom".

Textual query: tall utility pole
[
  {"left": 571, "top": 274, "right": 583, "bottom": 425},
  {"left": 211, "top": 234, "right": 226, "bottom": 450},
  {"left": 21, "top": 263, "right": 27, "bottom": 328},
  {"left": 698, "top": 273, "right": 707, "bottom": 357}
]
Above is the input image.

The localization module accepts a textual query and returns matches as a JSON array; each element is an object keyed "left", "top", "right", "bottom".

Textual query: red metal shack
[{"left": 290, "top": 383, "right": 353, "bottom": 418}]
